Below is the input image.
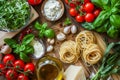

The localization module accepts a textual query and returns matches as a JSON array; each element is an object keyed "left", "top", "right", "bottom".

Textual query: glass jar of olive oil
[{"left": 36, "top": 55, "right": 63, "bottom": 80}]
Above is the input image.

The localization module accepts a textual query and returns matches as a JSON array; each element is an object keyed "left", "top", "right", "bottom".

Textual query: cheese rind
[{"left": 64, "top": 65, "right": 86, "bottom": 80}]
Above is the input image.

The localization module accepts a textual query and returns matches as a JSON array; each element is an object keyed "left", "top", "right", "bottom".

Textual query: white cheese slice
[{"left": 64, "top": 65, "right": 86, "bottom": 80}]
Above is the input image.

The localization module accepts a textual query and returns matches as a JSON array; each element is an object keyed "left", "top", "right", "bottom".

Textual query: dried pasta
[
  {"left": 83, "top": 44, "right": 102, "bottom": 64},
  {"left": 59, "top": 40, "right": 78, "bottom": 63}
]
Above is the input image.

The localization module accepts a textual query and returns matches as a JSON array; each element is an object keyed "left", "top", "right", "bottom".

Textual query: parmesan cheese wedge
[{"left": 64, "top": 65, "right": 86, "bottom": 80}]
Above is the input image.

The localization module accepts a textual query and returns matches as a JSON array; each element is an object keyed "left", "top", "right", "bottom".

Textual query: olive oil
[{"left": 36, "top": 55, "right": 63, "bottom": 80}]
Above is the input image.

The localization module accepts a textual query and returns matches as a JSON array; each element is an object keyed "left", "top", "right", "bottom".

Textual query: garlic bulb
[
  {"left": 0, "top": 45, "right": 12, "bottom": 54},
  {"left": 57, "top": 32, "right": 66, "bottom": 41},
  {"left": 49, "top": 39, "right": 55, "bottom": 45},
  {"left": 63, "top": 26, "right": 71, "bottom": 34},
  {"left": 47, "top": 45, "right": 54, "bottom": 52},
  {"left": 71, "top": 25, "right": 77, "bottom": 34}
]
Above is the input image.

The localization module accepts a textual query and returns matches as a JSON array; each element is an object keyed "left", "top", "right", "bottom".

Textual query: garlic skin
[
  {"left": 71, "top": 25, "right": 77, "bottom": 34},
  {"left": 63, "top": 26, "right": 71, "bottom": 34},
  {"left": 0, "top": 45, "right": 12, "bottom": 54},
  {"left": 49, "top": 39, "right": 55, "bottom": 45},
  {"left": 47, "top": 45, "right": 54, "bottom": 52},
  {"left": 57, "top": 32, "right": 66, "bottom": 41}
]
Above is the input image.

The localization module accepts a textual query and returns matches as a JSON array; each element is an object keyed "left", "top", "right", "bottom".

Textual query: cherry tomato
[
  {"left": 84, "top": 2, "right": 94, "bottom": 13},
  {"left": 84, "top": 0, "right": 90, "bottom": 3},
  {"left": 24, "top": 63, "right": 35, "bottom": 73},
  {"left": 17, "top": 74, "right": 29, "bottom": 80},
  {"left": 94, "top": 9, "right": 101, "bottom": 17},
  {"left": 85, "top": 13, "right": 95, "bottom": 22},
  {"left": 14, "top": 60, "right": 25, "bottom": 70},
  {"left": 69, "top": 8, "right": 78, "bottom": 16},
  {"left": 3, "top": 54, "right": 15, "bottom": 65},
  {"left": 6, "top": 69, "right": 18, "bottom": 80},
  {"left": 28, "top": 0, "right": 42, "bottom": 5},
  {"left": 75, "top": 15, "right": 85, "bottom": 22},
  {"left": 69, "top": 3, "right": 76, "bottom": 8},
  {"left": 0, "top": 64, "right": 5, "bottom": 75}
]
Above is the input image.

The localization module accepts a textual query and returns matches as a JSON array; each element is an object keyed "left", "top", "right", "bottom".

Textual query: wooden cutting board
[{"left": 0, "top": 6, "right": 39, "bottom": 47}]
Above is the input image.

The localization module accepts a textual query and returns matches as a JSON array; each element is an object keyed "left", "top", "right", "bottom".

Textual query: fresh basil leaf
[
  {"left": 91, "top": 0, "right": 111, "bottom": 9},
  {"left": 42, "top": 23, "right": 47, "bottom": 29},
  {"left": 110, "top": 14, "right": 120, "bottom": 27},
  {"left": 4, "top": 38, "right": 17, "bottom": 48},
  {"left": 64, "top": 18, "right": 71, "bottom": 25},
  {"left": 96, "top": 21, "right": 110, "bottom": 32},
  {"left": 82, "top": 22, "right": 95, "bottom": 30},
  {"left": 111, "top": 0, "right": 118, "bottom": 7},
  {"left": 34, "top": 21, "right": 41, "bottom": 30},
  {"left": 93, "top": 10, "right": 111, "bottom": 28},
  {"left": 19, "top": 44, "right": 26, "bottom": 52},
  {"left": 107, "top": 26, "right": 119, "bottom": 38},
  {"left": 20, "top": 53, "right": 30, "bottom": 62},
  {"left": 23, "top": 45, "right": 34, "bottom": 54},
  {"left": 39, "top": 31, "right": 44, "bottom": 38},
  {"left": 13, "top": 44, "right": 21, "bottom": 54},
  {"left": 22, "top": 34, "right": 34, "bottom": 45}
]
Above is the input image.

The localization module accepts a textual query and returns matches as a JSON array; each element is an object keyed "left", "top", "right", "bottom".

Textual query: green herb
[
  {"left": 64, "top": 18, "right": 72, "bottom": 26},
  {"left": 0, "top": 0, "right": 30, "bottom": 31},
  {"left": 4, "top": 34, "right": 34, "bottom": 62},
  {"left": 91, "top": 42, "right": 120, "bottom": 80},
  {"left": 34, "top": 22, "right": 55, "bottom": 38},
  {"left": 82, "top": 0, "right": 120, "bottom": 38}
]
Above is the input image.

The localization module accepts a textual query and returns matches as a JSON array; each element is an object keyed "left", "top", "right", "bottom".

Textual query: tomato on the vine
[
  {"left": 17, "top": 74, "right": 29, "bottom": 80},
  {"left": 84, "top": 0, "right": 90, "bottom": 3},
  {"left": 3, "top": 54, "right": 15, "bottom": 65},
  {"left": 75, "top": 15, "right": 85, "bottom": 22},
  {"left": 24, "top": 63, "right": 35, "bottom": 73},
  {"left": 6, "top": 69, "right": 18, "bottom": 80},
  {"left": 28, "top": 0, "right": 42, "bottom": 5},
  {"left": 94, "top": 9, "right": 101, "bottom": 17},
  {"left": 84, "top": 2, "right": 94, "bottom": 13},
  {"left": 85, "top": 13, "right": 95, "bottom": 22},
  {"left": 0, "top": 64, "right": 5, "bottom": 75},
  {"left": 69, "top": 3, "right": 76, "bottom": 8},
  {"left": 14, "top": 60, "right": 25, "bottom": 70},
  {"left": 69, "top": 8, "right": 78, "bottom": 16}
]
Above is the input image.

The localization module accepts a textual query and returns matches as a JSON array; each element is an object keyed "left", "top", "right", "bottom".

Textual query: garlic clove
[
  {"left": 63, "top": 26, "right": 71, "bottom": 34},
  {"left": 47, "top": 45, "right": 54, "bottom": 52},
  {"left": 49, "top": 39, "right": 55, "bottom": 45},
  {"left": 57, "top": 32, "right": 66, "bottom": 41},
  {"left": 0, "top": 45, "right": 12, "bottom": 54},
  {"left": 71, "top": 25, "right": 77, "bottom": 34},
  {"left": 47, "top": 38, "right": 51, "bottom": 43}
]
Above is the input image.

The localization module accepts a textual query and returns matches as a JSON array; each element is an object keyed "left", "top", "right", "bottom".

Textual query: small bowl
[
  {"left": 30, "top": 39, "right": 45, "bottom": 59},
  {"left": 41, "top": 0, "right": 64, "bottom": 21}
]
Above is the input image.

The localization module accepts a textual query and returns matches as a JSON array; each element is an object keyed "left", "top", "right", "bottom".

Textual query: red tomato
[
  {"left": 3, "top": 54, "right": 15, "bottom": 65},
  {"left": 94, "top": 9, "right": 101, "bottom": 17},
  {"left": 85, "top": 13, "right": 95, "bottom": 22},
  {"left": 69, "top": 8, "right": 78, "bottom": 16},
  {"left": 84, "top": 0, "right": 90, "bottom": 3},
  {"left": 75, "top": 15, "right": 85, "bottom": 22},
  {"left": 6, "top": 69, "right": 18, "bottom": 80},
  {"left": 24, "top": 63, "right": 35, "bottom": 73},
  {"left": 17, "top": 74, "right": 29, "bottom": 80},
  {"left": 14, "top": 60, "right": 25, "bottom": 70},
  {"left": 69, "top": 3, "right": 76, "bottom": 8},
  {"left": 0, "top": 64, "right": 5, "bottom": 75},
  {"left": 84, "top": 2, "right": 94, "bottom": 13},
  {"left": 28, "top": 0, "right": 42, "bottom": 5}
]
